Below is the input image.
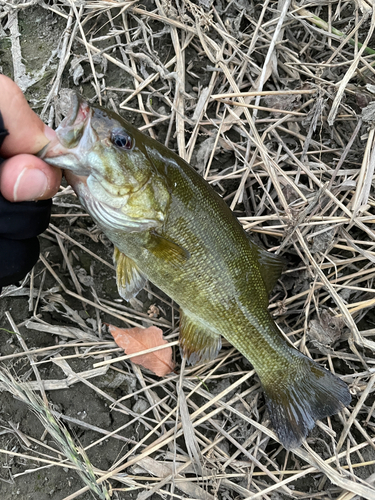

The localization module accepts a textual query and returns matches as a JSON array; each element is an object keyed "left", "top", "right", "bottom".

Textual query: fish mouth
[
  {"left": 64, "top": 93, "right": 82, "bottom": 128},
  {"left": 56, "top": 93, "right": 92, "bottom": 148},
  {"left": 37, "top": 94, "right": 95, "bottom": 176},
  {"left": 62, "top": 93, "right": 91, "bottom": 129}
]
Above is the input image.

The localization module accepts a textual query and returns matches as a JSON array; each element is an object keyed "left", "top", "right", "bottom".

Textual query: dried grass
[{"left": 1, "top": 0, "right": 375, "bottom": 499}]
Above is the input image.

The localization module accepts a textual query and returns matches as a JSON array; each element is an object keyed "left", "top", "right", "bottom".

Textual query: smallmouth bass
[{"left": 40, "top": 95, "right": 351, "bottom": 449}]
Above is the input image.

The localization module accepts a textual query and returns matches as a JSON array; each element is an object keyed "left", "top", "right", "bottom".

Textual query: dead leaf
[
  {"left": 109, "top": 325, "right": 174, "bottom": 377},
  {"left": 307, "top": 310, "right": 344, "bottom": 349},
  {"left": 264, "top": 94, "right": 301, "bottom": 116}
]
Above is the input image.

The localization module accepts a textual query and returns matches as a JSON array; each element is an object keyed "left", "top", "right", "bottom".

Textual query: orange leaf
[{"left": 109, "top": 324, "right": 175, "bottom": 377}]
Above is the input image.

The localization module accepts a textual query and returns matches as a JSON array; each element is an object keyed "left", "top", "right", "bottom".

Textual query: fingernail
[
  {"left": 13, "top": 168, "right": 48, "bottom": 201},
  {"left": 44, "top": 124, "right": 56, "bottom": 142}
]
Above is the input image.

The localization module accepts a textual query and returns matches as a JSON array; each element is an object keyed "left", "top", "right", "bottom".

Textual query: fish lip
[
  {"left": 37, "top": 94, "right": 94, "bottom": 173},
  {"left": 58, "top": 93, "right": 92, "bottom": 138},
  {"left": 63, "top": 93, "right": 81, "bottom": 127}
]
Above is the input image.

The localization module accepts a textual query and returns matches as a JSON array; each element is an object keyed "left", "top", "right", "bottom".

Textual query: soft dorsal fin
[
  {"left": 113, "top": 247, "right": 147, "bottom": 300},
  {"left": 179, "top": 310, "right": 222, "bottom": 365},
  {"left": 245, "top": 234, "right": 285, "bottom": 294},
  {"left": 256, "top": 247, "right": 285, "bottom": 294}
]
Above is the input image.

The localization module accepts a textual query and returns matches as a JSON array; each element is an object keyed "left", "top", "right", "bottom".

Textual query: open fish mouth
[
  {"left": 37, "top": 93, "right": 91, "bottom": 160},
  {"left": 64, "top": 93, "right": 82, "bottom": 127},
  {"left": 62, "top": 93, "right": 91, "bottom": 129},
  {"left": 37, "top": 93, "right": 96, "bottom": 176},
  {"left": 55, "top": 93, "right": 92, "bottom": 149}
]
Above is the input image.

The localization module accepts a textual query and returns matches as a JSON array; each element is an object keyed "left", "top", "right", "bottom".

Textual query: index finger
[{"left": 0, "top": 75, "right": 55, "bottom": 157}]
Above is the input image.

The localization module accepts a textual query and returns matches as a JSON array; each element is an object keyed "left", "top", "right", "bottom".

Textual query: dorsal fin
[
  {"left": 256, "top": 247, "right": 285, "bottom": 294},
  {"left": 245, "top": 233, "right": 285, "bottom": 294}
]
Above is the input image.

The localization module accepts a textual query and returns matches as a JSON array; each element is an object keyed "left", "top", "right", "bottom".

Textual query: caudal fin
[{"left": 262, "top": 355, "right": 351, "bottom": 449}]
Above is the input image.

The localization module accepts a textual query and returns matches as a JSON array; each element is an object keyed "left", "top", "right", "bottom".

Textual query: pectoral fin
[
  {"left": 179, "top": 310, "right": 222, "bottom": 365},
  {"left": 113, "top": 247, "right": 147, "bottom": 300},
  {"left": 148, "top": 231, "right": 190, "bottom": 268}
]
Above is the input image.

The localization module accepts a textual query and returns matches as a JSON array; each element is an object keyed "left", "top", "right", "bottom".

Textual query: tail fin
[{"left": 262, "top": 355, "right": 351, "bottom": 449}]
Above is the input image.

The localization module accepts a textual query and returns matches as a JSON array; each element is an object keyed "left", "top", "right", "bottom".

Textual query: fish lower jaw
[{"left": 43, "top": 149, "right": 90, "bottom": 177}]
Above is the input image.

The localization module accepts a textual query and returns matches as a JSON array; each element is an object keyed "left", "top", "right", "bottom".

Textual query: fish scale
[{"left": 40, "top": 94, "right": 351, "bottom": 450}]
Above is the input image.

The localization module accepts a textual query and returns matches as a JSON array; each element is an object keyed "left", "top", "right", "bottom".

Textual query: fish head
[{"left": 40, "top": 94, "right": 170, "bottom": 231}]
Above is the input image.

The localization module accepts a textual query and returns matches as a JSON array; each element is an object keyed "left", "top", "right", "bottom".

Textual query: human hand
[
  {"left": 0, "top": 75, "right": 61, "bottom": 201},
  {"left": 0, "top": 76, "right": 62, "bottom": 289}
]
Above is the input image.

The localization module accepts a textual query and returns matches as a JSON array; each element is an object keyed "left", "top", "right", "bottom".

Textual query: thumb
[{"left": 0, "top": 154, "right": 62, "bottom": 202}]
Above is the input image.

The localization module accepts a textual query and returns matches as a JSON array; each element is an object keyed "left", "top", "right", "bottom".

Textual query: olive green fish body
[
  {"left": 41, "top": 95, "right": 351, "bottom": 449},
  {"left": 102, "top": 140, "right": 293, "bottom": 374}
]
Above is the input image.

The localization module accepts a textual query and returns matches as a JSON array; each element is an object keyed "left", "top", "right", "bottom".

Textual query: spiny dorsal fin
[
  {"left": 179, "top": 309, "right": 222, "bottom": 365},
  {"left": 113, "top": 247, "right": 147, "bottom": 300},
  {"left": 245, "top": 234, "right": 285, "bottom": 294},
  {"left": 148, "top": 231, "right": 190, "bottom": 268}
]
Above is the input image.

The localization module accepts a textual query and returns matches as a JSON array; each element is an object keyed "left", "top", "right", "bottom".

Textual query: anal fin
[
  {"left": 180, "top": 310, "right": 222, "bottom": 365},
  {"left": 113, "top": 247, "right": 147, "bottom": 300}
]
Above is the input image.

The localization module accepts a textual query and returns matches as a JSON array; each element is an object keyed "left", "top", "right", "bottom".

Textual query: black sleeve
[{"left": 0, "top": 111, "right": 52, "bottom": 289}]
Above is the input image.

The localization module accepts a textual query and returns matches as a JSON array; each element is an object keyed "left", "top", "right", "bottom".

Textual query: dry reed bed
[{"left": 1, "top": 0, "right": 375, "bottom": 499}]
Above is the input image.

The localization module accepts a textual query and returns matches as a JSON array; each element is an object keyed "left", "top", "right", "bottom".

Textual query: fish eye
[{"left": 111, "top": 129, "right": 133, "bottom": 150}]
